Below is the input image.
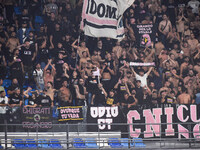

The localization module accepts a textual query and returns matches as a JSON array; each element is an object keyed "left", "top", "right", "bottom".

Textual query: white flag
[{"left": 81, "top": 0, "right": 135, "bottom": 40}]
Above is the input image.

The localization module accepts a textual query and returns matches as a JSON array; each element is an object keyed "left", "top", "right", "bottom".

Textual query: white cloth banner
[
  {"left": 81, "top": 0, "right": 135, "bottom": 40},
  {"left": 130, "top": 62, "right": 155, "bottom": 66}
]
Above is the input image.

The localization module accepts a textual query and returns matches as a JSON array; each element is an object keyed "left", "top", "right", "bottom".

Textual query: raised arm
[
  {"left": 130, "top": 67, "right": 137, "bottom": 76},
  {"left": 146, "top": 67, "right": 153, "bottom": 76},
  {"left": 23, "top": 87, "right": 32, "bottom": 98},
  {"left": 71, "top": 39, "right": 79, "bottom": 49}
]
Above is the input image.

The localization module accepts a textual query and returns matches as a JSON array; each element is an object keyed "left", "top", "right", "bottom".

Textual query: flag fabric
[{"left": 81, "top": 0, "right": 135, "bottom": 40}]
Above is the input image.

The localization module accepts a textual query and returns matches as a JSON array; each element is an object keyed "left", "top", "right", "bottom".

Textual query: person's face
[
  {"left": 116, "top": 41, "right": 120, "bottom": 46},
  {"left": 22, "top": 9, "right": 28, "bottom": 15},
  {"left": 158, "top": 7, "right": 162, "bottom": 12},
  {"left": 163, "top": 15, "right": 167, "bottom": 20},
  {"left": 46, "top": 70, "right": 51, "bottom": 75},
  {"left": 152, "top": 92, "right": 157, "bottom": 98},
  {"left": 165, "top": 81, "right": 170, "bottom": 87},
  {"left": 130, "top": 9, "right": 134, "bottom": 15},
  {"left": 140, "top": 2, "right": 144, "bottom": 8},
  {"left": 178, "top": 86, "right": 182, "bottom": 92},
  {"left": 36, "top": 63, "right": 41, "bottom": 69},
  {"left": 170, "top": 54, "right": 175, "bottom": 60},
  {"left": 72, "top": 71, "right": 77, "bottom": 78},
  {"left": 47, "top": 82, "right": 52, "bottom": 88},
  {"left": 150, "top": 82, "right": 155, "bottom": 88},
  {"left": 40, "top": 26, "right": 44, "bottom": 31},
  {"left": 98, "top": 41, "right": 102, "bottom": 47},
  {"left": 184, "top": 57, "right": 189, "bottom": 62},
  {"left": 62, "top": 81, "right": 68, "bottom": 87},
  {"left": 165, "top": 62, "right": 170, "bottom": 68},
  {"left": 188, "top": 70, "right": 194, "bottom": 77},
  {"left": 79, "top": 79, "right": 84, "bottom": 85},
  {"left": 32, "top": 94, "right": 36, "bottom": 99},
  {"left": 55, "top": 24, "right": 60, "bottom": 30},
  {"left": 11, "top": 32, "right": 16, "bottom": 37},
  {"left": 65, "top": 35, "right": 70, "bottom": 41},
  {"left": 71, "top": 51, "right": 76, "bottom": 57},
  {"left": 106, "top": 53, "right": 111, "bottom": 60},
  {"left": 131, "top": 89, "right": 136, "bottom": 95},
  {"left": 25, "top": 41, "right": 30, "bottom": 47},
  {"left": 58, "top": 43, "right": 62, "bottom": 48},
  {"left": 136, "top": 81, "right": 141, "bottom": 87},
  {"left": 174, "top": 44, "right": 178, "bottom": 49},
  {"left": 66, "top": 4, "right": 71, "bottom": 10},
  {"left": 81, "top": 41, "right": 85, "bottom": 47},
  {"left": 139, "top": 71, "right": 144, "bottom": 76},
  {"left": 161, "top": 91, "right": 167, "bottom": 97},
  {"left": 124, "top": 94, "right": 129, "bottom": 100},
  {"left": 29, "top": 32, "right": 34, "bottom": 37},
  {"left": 109, "top": 91, "right": 114, "bottom": 97},
  {"left": 15, "top": 49, "right": 20, "bottom": 56},
  {"left": 191, "top": 34, "right": 195, "bottom": 39},
  {"left": 171, "top": 69, "right": 177, "bottom": 75},
  {"left": 50, "top": 13, "right": 55, "bottom": 18},
  {"left": 162, "top": 5, "right": 167, "bottom": 11},
  {"left": 1, "top": 91, "right": 5, "bottom": 97},
  {"left": 22, "top": 23, "right": 27, "bottom": 28},
  {"left": 15, "top": 89, "right": 20, "bottom": 95}
]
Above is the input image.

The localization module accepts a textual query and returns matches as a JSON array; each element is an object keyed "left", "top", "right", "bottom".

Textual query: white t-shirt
[
  {"left": 33, "top": 69, "right": 44, "bottom": 84},
  {"left": 0, "top": 96, "right": 8, "bottom": 114},
  {"left": 135, "top": 73, "right": 148, "bottom": 87},
  {"left": 188, "top": 0, "right": 200, "bottom": 14}
]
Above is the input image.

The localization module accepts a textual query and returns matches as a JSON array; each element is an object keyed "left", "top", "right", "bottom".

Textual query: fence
[{"left": 0, "top": 122, "right": 200, "bottom": 149}]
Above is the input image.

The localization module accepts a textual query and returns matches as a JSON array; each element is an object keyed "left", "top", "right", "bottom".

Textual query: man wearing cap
[{"left": 17, "top": 21, "right": 31, "bottom": 44}]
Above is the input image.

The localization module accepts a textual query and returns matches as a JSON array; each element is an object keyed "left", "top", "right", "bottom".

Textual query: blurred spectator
[
  {"left": 33, "top": 62, "right": 44, "bottom": 91},
  {"left": 9, "top": 87, "right": 23, "bottom": 107}
]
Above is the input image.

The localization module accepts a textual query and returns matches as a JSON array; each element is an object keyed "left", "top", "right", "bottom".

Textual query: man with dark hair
[
  {"left": 21, "top": 39, "right": 36, "bottom": 84},
  {"left": 177, "top": 87, "right": 194, "bottom": 104},
  {"left": 131, "top": 67, "right": 153, "bottom": 87},
  {"left": 0, "top": 78, "right": 5, "bottom": 93},
  {"left": 74, "top": 78, "right": 87, "bottom": 106},
  {"left": 106, "top": 90, "right": 119, "bottom": 106},
  {"left": 33, "top": 63, "right": 44, "bottom": 91},
  {"left": 58, "top": 80, "right": 72, "bottom": 106},
  {"left": 121, "top": 91, "right": 137, "bottom": 109},
  {"left": 9, "top": 87, "right": 23, "bottom": 107}
]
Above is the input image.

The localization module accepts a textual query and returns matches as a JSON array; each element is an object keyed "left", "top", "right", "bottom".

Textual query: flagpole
[{"left": 75, "top": 35, "right": 80, "bottom": 69}]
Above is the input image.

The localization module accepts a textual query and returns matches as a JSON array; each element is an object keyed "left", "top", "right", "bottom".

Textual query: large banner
[
  {"left": 58, "top": 106, "right": 83, "bottom": 122},
  {"left": 86, "top": 105, "right": 200, "bottom": 139},
  {"left": 22, "top": 107, "right": 52, "bottom": 129},
  {"left": 87, "top": 106, "right": 125, "bottom": 131},
  {"left": 128, "top": 104, "right": 200, "bottom": 139},
  {"left": 81, "top": 0, "right": 135, "bottom": 40},
  {"left": 132, "top": 24, "right": 156, "bottom": 47}
]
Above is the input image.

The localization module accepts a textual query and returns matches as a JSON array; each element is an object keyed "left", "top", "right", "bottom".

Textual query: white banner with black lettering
[
  {"left": 81, "top": 0, "right": 135, "bottom": 40},
  {"left": 87, "top": 106, "right": 125, "bottom": 131}
]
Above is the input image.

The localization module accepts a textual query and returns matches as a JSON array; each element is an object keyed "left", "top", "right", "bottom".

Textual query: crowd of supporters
[{"left": 0, "top": 0, "right": 200, "bottom": 111}]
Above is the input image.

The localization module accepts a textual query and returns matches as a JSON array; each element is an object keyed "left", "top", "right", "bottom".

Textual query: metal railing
[{"left": 1, "top": 122, "right": 200, "bottom": 149}]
